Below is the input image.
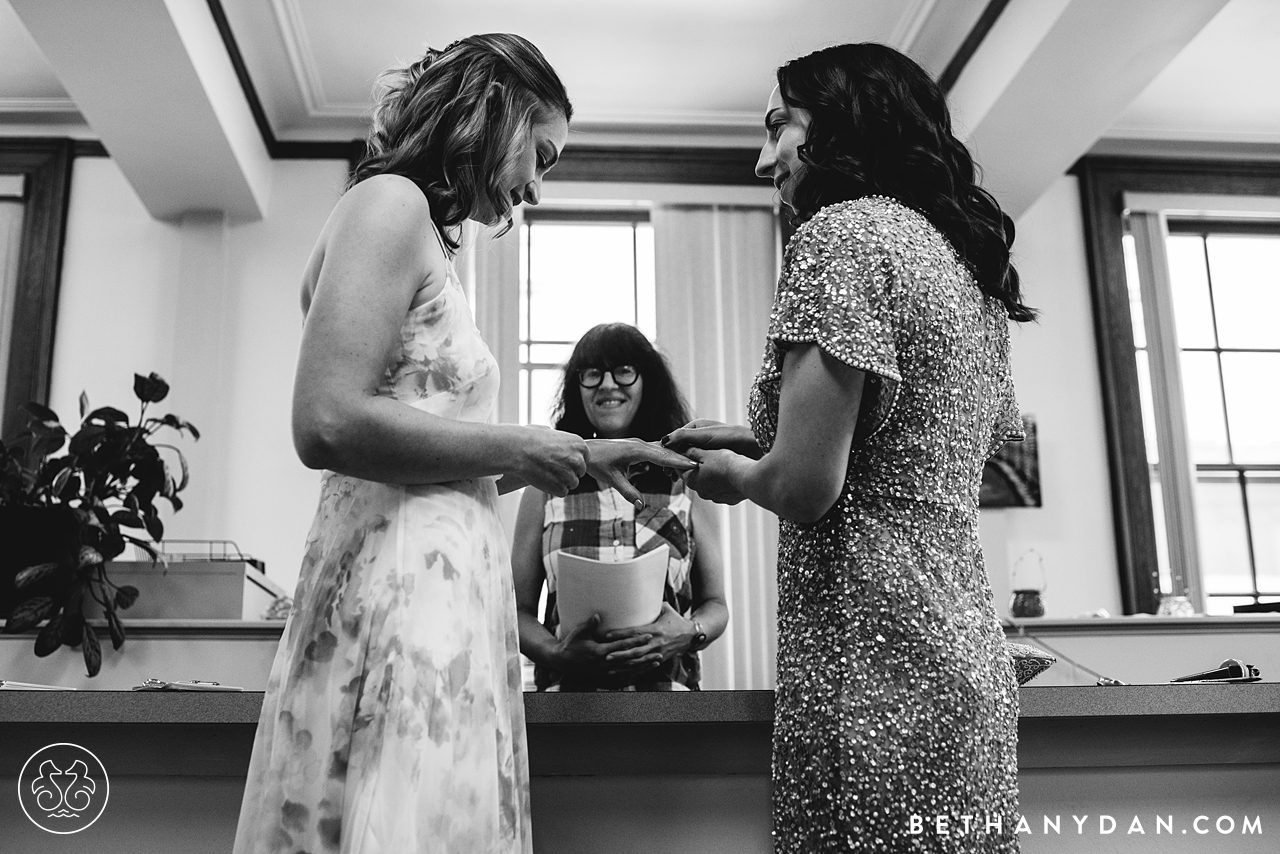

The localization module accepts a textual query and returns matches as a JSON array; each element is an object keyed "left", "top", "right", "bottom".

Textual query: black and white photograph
[{"left": 0, "top": 1, "right": 1277, "bottom": 852}]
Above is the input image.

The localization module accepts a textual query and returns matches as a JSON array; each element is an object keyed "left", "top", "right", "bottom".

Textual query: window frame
[
  {"left": 0, "top": 138, "right": 75, "bottom": 442},
  {"left": 516, "top": 207, "right": 654, "bottom": 426},
  {"left": 1075, "top": 155, "right": 1280, "bottom": 614}
]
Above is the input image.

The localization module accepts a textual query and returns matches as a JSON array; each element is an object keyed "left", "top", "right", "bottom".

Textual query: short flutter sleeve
[{"left": 767, "top": 201, "right": 902, "bottom": 438}]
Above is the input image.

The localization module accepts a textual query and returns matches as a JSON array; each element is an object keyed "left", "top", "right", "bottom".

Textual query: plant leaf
[
  {"left": 114, "top": 585, "right": 140, "bottom": 610},
  {"left": 110, "top": 509, "right": 145, "bottom": 529},
  {"left": 14, "top": 562, "right": 59, "bottom": 590},
  {"left": 21, "top": 401, "right": 60, "bottom": 424},
  {"left": 3, "top": 596, "right": 54, "bottom": 633},
  {"left": 35, "top": 614, "right": 64, "bottom": 657},
  {"left": 143, "top": 511, "right": 164, "bottom": 542},
  {"left": 50, "top": 464, "right": 73, "bottom": 497},
  {"left": 82, "top": 623, "right": 102, "bottom": 676},
  {"left": 79, "top": 391, "right": 90, "bottom": 421},
  {"left": 68, "top": 423, "right": 106, "bottom": 456},
  {"left": 133, "top": 372, "right": 170, "bottom": 404},
  {"left": 105, "top": 607, "right": 125, "bottom": 650},
  {"left": 78, "top": 545, "right": 104, "bottom": 568},
  {"left": 28, "top": 428, "right": 67, "bottom": 462},
  {"left": 86, "top": 406, "right": 130, "bottom": 425},
  {"left": 60, "top": 603, "right": 85, "bottom": 645}
]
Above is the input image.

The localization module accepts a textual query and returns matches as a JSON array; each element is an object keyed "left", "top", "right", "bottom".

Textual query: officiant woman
[{"left": 511, "top": 323, "right": 728, "bottom": 691}]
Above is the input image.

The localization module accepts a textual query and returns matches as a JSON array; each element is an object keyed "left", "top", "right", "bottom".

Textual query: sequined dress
[
  {"left": 750, "top": 197, "right": 1022, "bottom": 852},
  {"left": 232, "top": 241, "right": 531, "bottom": 853}
]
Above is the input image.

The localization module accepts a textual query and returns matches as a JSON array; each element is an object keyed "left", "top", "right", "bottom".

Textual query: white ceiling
[
  {"left": 1, "top": 0, "right": 1276, "bottom": 219},
  {"left": 1107, "top": 0, "right": 1280, "bottom": 145},
  {"left": 0, "top": 0, "right": 987, "bottom": 144}
]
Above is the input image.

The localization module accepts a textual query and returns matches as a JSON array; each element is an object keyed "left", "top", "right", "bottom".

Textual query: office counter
[{"left": 2, "top": 684, "right": 1277, "bottom": 853}]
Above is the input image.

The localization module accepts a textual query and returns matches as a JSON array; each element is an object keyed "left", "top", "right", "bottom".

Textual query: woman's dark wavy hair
[
  {"left": 347, "top": 33, "right": 572, "bottom": 253},
  {"left": 777, "top": 42, "right": 1035, "bottom": 322},
  {"left": 552, "top": 324, "right": 691, "bottom": 442}
]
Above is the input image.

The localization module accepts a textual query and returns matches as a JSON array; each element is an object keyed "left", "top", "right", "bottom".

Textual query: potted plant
[{"left": 0, "top": 372, "right": 197, "bottom": 676}]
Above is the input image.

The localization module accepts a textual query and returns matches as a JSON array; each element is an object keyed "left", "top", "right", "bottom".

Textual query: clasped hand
[
  {"left": 555, "top": 604, "right": 695, "bottom": 677},
  {"left": 661, "top": 419, "right": 759, "bottom": 505},
  {"left": 519, "top": 429, "right": 697, "bottom": 506}
]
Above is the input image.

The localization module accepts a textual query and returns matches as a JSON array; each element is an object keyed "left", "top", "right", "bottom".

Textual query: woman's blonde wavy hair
[{"left": 348, "top": 33, "right": 572, "bottom": 253}]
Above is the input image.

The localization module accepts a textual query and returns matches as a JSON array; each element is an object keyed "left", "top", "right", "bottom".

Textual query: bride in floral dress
[{"left": 232, "top": 34, "right": 691, "bottom": 854}]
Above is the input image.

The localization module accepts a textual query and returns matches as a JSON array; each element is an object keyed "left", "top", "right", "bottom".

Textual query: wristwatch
[{"left": 689, "top": 618, "right": 709, "bottom": 652}]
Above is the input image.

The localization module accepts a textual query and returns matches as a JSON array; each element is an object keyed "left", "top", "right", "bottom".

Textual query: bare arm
[{"left": 685, "top": 343, "right": 864, "bottom": 523}]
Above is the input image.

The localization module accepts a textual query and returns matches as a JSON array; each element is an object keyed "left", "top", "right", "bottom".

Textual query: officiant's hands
[
  {"left": 601, "top": 603, "right": 698, "bottom": 670},
  {"left": 585, "top": 438, "right": 698, "bottom": 508},
  {"left": 552, "top": 614, "right": 662, "bottom": 676}
]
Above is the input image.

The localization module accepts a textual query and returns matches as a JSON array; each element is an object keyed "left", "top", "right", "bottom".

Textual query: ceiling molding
[
  {"left": 270, "top": 0, "right": 366, "bottom": 118},
  {"left": 1103, "top": 126, "right": 1280, "bottom": 146},
  {"left": 0, "top": 97, "right": 78, "bottom": 113}
]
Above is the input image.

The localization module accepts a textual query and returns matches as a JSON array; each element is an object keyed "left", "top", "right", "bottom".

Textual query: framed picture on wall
[{"left": 980, "top": 414, "right": 1041, "bottom": 508}]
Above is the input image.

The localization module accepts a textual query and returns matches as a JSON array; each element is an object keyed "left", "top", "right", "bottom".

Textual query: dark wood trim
[
  {"left": 1167, "top": 218, "right": 1280, "bottom": 235},
  {"left": 71, "top": 139, "right": 108, "bottom": 158},
  {"left": 524, "top": 208, "right": 651, "bottom": 224},
  {"left": 550, "top": 145, "right": 769, "bottom": 186},
  {"left": 1073, "top": 154, "right": 1280, "bottom": 615},
  {"left": 1, "top": 139, "right": 74, "bottom": 442},
  {"left": 205, "top": 0, "right": 275, "bottom": 154},
  {"left": 206, "top": 0, "right": 364, "bottom": 164},
  {"left": 939, "top": 0, "right": 1012, "bottom": 93}
]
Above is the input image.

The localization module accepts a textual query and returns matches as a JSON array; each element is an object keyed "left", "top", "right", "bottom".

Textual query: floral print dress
[{"left": 233, "top": 238, "right": 531, "bottom": 853}]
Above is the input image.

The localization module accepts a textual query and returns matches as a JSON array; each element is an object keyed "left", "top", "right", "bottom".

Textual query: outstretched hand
[
  {"left": 662, "top": 419, "right": 763, "bottom": 459},
  {"left": 585, "top": 438, "right": 698, "bottom": 508}
]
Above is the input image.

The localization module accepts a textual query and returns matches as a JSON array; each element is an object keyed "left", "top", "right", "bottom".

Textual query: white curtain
[
  {"left": 463, "top": 205, "right": 783, "bottom": 689},
  {"left": 653, "top": 204, "right": 780, "bottom": 690}
]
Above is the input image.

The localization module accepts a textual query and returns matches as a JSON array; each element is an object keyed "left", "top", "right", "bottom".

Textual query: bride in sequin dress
[
  {"left": 665, "top": 43, "right": 1037, "bottom": 853},
  {"left": 232, "top": 35, "right": 693, "bottom": 854}
]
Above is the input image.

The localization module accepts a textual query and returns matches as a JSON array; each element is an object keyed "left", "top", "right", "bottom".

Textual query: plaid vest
[{"left": 536, "top": 467, "right": 699, "bottom": 691}]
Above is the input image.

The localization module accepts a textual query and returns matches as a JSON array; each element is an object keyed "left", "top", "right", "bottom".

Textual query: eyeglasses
[{"left": 578, "top": 365, "right": 639, "bottom": 388}]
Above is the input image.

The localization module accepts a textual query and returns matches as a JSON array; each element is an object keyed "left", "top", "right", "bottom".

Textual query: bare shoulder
[{"left": 333, "top": 174, "right": 433, "bottom": 235}]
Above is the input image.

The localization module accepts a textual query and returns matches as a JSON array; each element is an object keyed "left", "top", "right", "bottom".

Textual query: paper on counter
[{"left": 550, "top": 545, "right": 669, "bottom": 635}]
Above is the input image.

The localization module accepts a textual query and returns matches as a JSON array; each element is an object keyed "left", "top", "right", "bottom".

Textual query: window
[
  {"left": 1077, "top": 156, "right": 1280, "bottom": 614},
  {"left": 517, "top": 209, "right": 655, "bottom": 426},
  {"left": 1123, "top": 219, "right": 1280, "bottom": 614}
]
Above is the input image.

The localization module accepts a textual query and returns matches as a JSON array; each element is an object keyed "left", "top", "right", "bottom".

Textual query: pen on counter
[{"left": 0, "top": 680, "right": 77, "bottom": 690}]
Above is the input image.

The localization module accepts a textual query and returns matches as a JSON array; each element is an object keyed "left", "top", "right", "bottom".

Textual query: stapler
[{"left": 1170, "top": 658, "right": 1262, "bottom": 683}]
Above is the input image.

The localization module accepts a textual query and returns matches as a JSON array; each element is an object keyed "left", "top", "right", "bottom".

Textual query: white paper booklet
[{"left": 550, "top": 544, "right": 669, "bottom": 635}]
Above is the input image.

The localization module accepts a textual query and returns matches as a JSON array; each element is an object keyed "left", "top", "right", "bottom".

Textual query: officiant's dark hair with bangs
[
  {"left": 347, "top": 33, "right": 572, "bottom": 253},
  {"left": 777, "top": 42, "right": 1035, "bottom": 322},
  {"left": 552, "top": 324, "right": 691, "bottom": 442}
]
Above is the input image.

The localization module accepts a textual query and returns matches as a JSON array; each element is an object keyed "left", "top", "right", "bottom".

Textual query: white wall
[
  {"left": 980, "top": 175, "right": 1125, "bottom": 620},
  {"left": 46, "top": 158, "right": 1126, "bottom": 651},
  {"left": 49, "top": 157, "right": 347, "bottom": 598}
]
